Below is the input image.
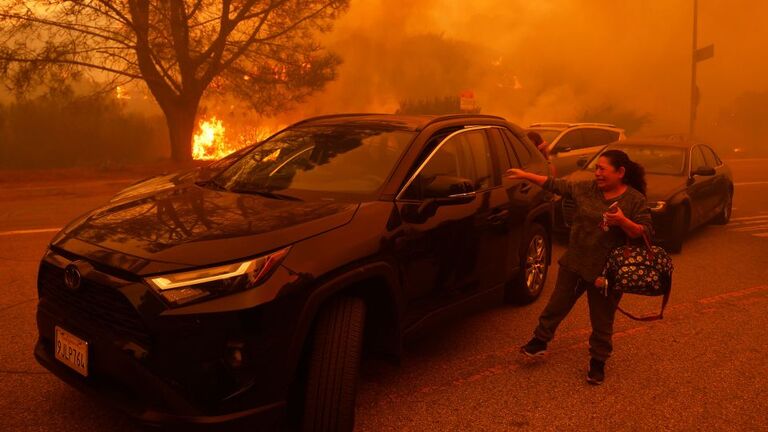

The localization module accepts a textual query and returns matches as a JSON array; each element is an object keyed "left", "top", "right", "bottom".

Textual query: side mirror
[
  {"left": 417, "top": 175, "right": 476, "bottom": 215},
  {"left": 691, "top": 166, "right": 716, "bottom": 177},
  {"left": 423, "top": 175, "right": 475, "bottom": 199}
]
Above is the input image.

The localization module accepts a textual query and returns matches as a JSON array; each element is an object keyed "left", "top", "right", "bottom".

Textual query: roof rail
[
  {"left": 574, "top": 122, "right": 619, "bottom": 128},
  {"left": 529, "top": 122, "right": 619, "bottom": 129},
  {"left": 529, "top": 122, "right": 571, "bottom": 128},
  {"left": 424, "top": 113, "right": 506, "bottom": 128}
]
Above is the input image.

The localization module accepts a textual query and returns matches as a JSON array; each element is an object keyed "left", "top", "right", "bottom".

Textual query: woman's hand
[
  {"left": 595, "top": 276, "right": 608, "bottom": 289},
  {"left": 605, "top": 206, "right": 646, "bottom": 238},
  {"left": 603, "top": 206, "right": 627, "bottom": 227},
  {"left": 505, "top": 168, "right": 528, "bottom": 180}
]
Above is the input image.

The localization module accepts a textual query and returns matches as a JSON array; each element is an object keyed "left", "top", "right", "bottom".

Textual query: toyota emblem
[{"left": 64, "top": 264, "right": 82, "bottom": 291}]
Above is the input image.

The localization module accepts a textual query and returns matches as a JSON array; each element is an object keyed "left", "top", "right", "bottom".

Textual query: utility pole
[
  {"left": 689, "top": 0, "right": 714, "bottom": 138},
  {"left": 689, "top": 0, "right": 698, "bottom": 138}
]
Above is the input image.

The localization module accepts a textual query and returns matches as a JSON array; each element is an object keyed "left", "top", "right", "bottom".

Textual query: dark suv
[{"left": 34, "top": 114, "right": 553, "bottom": 431}]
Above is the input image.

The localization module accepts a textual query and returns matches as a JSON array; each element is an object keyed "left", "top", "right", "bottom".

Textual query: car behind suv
[
  {"left": 528, "top": 122, "right": 626, "bottom": 177},
  {"left": 35, "top": 114, "right": 553, "bottom": 431}
]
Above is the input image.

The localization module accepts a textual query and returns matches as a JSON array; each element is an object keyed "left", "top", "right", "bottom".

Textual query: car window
[
  {"left": 701, "top": 146, "right": 719, "bottom": 168},
  {"left": 588, "top": 145, "right": 687, "bottom": 175},
  {"left": 534, "top": 129, "right": 561, "bottom": 144},
  {"left": 490, "top": 128, "right": 519, "bottom": 171},
  {"left": 401, "top": 131, "right": 479, "bottom": 200},
  {"left": 463, "top": 130, "right": 494, "bottom": 191},
  {"left": 582, "top": 129, "right": 619, "bottom": 148},
  {"left": 690, "top": 146, "right": 706, "bottom": 171},
  {"left": 503, "top": 129, "right": 532, "bottom": 167},
  {"left": 554, "top": 129, "right": 583, "bottom": 152}
]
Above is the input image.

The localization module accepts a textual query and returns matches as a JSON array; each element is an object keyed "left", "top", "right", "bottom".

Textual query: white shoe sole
[{"left": 520, "top": 348, "right": 547, "bottom": 358}]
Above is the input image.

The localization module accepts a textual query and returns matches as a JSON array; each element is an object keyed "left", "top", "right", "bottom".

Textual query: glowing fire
[
  {"left": 192, "top": 117, "right": 229, "bottom": 160},
  {"left": 192, "top": 116, "right": 281, "bottom": 161}
]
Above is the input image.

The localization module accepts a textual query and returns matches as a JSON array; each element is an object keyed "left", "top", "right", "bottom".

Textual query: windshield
[
  {"left": 212, "top": 126, "right": 415, "bottom": 197},
  {"left": 587, "top": 145, "right": 687, "bottom": 175}
]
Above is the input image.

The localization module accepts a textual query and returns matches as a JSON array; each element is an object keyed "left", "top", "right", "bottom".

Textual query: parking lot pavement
[{"left": 0, "top": 159, "right": 766, "bottom": 431}]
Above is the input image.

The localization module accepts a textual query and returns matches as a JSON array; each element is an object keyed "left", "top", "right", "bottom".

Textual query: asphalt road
[{"left": 1, "top": 160, "right": 766, "bottom": 431}]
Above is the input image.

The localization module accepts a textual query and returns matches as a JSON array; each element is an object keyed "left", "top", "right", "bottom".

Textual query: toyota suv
[
  {"left": 528, "top": 122, "right": 626, "bottom": 177},
  {"left": 34, "top": 114, "right": 553, "bottom": 431}
]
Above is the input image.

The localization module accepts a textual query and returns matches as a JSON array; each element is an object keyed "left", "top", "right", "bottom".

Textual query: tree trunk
[{"left": 163, "top": 101, "right": 199, "bottom": 162}]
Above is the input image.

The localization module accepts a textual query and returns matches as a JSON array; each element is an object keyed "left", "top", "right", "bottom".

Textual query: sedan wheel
[{"left": 713, "top": 192, "right": 733, "bottom": 225}]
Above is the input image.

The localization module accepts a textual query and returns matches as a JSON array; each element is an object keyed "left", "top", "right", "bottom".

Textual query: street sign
[
  {"left": 459, "top": 90, "right": 476, "bottom": 112},
  {"left": 695, "top": 44, "right": 714, "bottom": 62}
]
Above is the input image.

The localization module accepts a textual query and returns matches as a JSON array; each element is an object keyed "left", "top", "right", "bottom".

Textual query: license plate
[{"left": 55, "top": 326, "right": 89, "bottom": 377}]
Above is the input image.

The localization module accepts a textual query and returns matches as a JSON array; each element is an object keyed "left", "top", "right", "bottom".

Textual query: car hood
[
  {"left": 564, "top": 170, "right": 687, "bottom": 203},
  {"left": 53, "top": 180, "right": 359, "bottom": 273}
]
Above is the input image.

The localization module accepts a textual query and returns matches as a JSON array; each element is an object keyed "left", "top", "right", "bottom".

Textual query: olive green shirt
[{"left": 545, "top": 177, "right": 654, "bottom": 283}]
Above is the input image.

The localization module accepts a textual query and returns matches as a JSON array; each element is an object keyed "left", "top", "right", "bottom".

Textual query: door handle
[
  {"left": 520, "top": 183, "right": 533, "bottom": 193},
  {"left": 487, "top": 209, "right": 510, "bottom": 224}
]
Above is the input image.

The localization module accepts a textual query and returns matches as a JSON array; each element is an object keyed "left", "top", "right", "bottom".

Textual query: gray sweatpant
[{"left": 533, "top": 266, "right": 621, "bottom": 362}]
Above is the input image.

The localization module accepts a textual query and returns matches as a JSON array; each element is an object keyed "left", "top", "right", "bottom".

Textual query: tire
[
  {"left": 666, "top": 205, "right": 689, "bottom": 253},
  {"left": 506, "top": 223, "right": 549, "bottom": 304},
  {"left": 302, "top": 297, "right": 366, "bottom": 432},
  {"left": 712, "top": 190, "right": 733, "bottom": 225}
]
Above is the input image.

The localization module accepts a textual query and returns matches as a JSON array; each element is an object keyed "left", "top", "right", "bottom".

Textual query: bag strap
[
  {"left": 623, "top": 228, "right": 655, "bottom": 260},
  {"left": 616, "top": 288, "right": 670, "bottom": 322}
]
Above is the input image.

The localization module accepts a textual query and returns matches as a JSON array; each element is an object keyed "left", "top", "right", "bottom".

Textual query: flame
[
  {"left": 115, "top": 86, "right": 130, "bottom": 99},
  {"left": 192, "top": 116, "right": 281, "bottom": 161},
  {"left": 192, "top": 117, "right": 229, "bottom": 160}
]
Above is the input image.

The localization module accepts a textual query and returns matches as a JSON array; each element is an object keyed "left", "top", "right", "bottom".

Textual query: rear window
[
  {"left": 503, "top": 129, "right": 533, "bottom": 167},
  {"left": 587, "top": 145, "right": 687, "bottom": 175}
]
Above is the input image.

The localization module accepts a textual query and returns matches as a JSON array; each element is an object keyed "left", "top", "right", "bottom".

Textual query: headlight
[
  {"left": 648, "top": 201, "right": 667, "bottom": 212},
  {"left": 145, "top": 247, "right": 290, "bottom": 306}
]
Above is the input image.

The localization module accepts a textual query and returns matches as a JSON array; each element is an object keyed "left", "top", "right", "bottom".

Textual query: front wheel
[
  {"left": 506, "top": 223, "right": 549, "bottom": 304},
  {"left": 712, "top": 191, "right": 733, "bottom": 225},
  {"left": 666, "top": 205, "right": 689, "bottom": 253},
  {"left": 302, "top": 297, "right": 366, "bottom": 432}
]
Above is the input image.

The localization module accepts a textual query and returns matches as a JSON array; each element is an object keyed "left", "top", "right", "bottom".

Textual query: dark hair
[
  {"left": 527, "top": 131, "right": 544, "bottom": 146},
  {"left": 600, "top": 149, "right": 647, "bottom": 195}
]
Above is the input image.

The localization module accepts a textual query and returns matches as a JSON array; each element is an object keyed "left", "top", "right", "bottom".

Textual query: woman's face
[{"left": 594, "top": 156, "right": 625, "bottom": 190}]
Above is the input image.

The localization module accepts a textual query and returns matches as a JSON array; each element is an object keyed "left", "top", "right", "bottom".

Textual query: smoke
[{"left": 281, "top": 0, "right": 768, "bottom": 140}]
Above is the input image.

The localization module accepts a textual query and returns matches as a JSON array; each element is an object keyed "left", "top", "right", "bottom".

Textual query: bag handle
[
  {"left": 616, "top": 287, "right": 670, "bottom": 322},
  {"left": 623, "top": 227, "right": 655, "bottom": 260}
]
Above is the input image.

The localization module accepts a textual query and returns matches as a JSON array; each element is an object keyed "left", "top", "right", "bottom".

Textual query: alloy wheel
[{"left": 525, "top": 234, "right": 547, "bottom": 295}]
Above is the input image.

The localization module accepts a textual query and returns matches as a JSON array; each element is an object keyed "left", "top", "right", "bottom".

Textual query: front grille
[
  {"left": 38, "top": 262, "right": 152, "bottom": 346},
  {"left": 562, "top": 198, "right": 576, "bottom": 227}
]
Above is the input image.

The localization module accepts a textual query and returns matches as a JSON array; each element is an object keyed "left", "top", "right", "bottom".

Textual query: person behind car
[
  {"left": 527, "top": 131, "right": 556, "bottom": 176},
  {"left": 527, "top": 131, "right": 549, "bottom": 157},
  {"left": 506, "top": 149, "right": 653, "bottom": 385}
]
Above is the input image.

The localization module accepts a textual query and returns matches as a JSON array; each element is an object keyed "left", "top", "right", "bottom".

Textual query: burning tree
[{"left": 0, "top": 0, "right": 348, "bottom": 161}]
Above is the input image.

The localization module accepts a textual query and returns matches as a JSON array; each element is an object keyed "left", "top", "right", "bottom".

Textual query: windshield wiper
[
  {"left": 196, "top": 178, "right": 228, "bottom": 191},
  {"left": 229, "top": 188, "right": 303, "bottom": 201}
]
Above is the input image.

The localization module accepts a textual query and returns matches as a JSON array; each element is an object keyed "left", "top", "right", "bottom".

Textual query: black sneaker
[
  {"left": 520, "top": 337, "right": 548, "bottom": 357},
  {"left": 587, "top": 358, "right": 605, "bottom": 385}
]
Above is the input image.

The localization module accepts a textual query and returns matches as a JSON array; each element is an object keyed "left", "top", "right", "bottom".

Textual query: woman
[{"left": 506, "top": 149, "right": 653, "bottom": 385}]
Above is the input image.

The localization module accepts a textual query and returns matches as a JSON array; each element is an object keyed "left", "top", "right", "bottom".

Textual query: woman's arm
[
  {"left": 505, "top": 168, "right": 547, "bottom": 186},
  {"left": 506, "top": 168, "right": 576, "bottom": 198},
  {"left": 604, "top": 200, "right": 653, "bottom": 239}
]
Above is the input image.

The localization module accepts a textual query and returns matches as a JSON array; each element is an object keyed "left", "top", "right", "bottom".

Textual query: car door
[
  {"left": 394, "top": 128, "right": 508, "bottom": 325},
  {"left": 490, "top": 128, "right": 541, "bottom": 282},
  {"left": 581, "top": 128, "right": 620, "bottom": 158},
  {"left": 687, "top": 145, "right": 716, "bottom": 227},
  {"left": 700, "top": 145, "right": 730, "bottom": 216}
]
